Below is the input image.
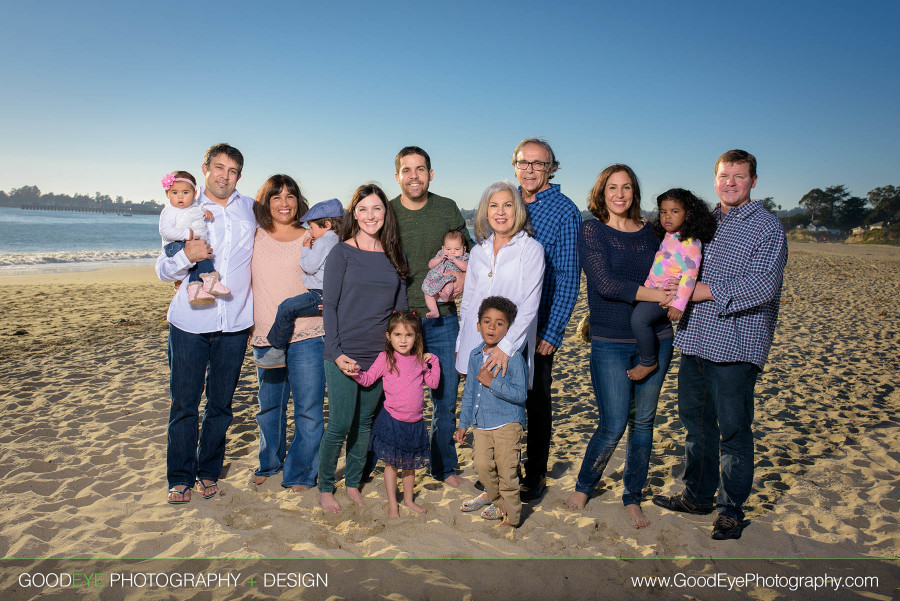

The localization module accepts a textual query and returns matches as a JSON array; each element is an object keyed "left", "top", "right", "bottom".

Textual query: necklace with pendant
[{"left": 488, "top": 254, "right": 497, "bottom": 277}]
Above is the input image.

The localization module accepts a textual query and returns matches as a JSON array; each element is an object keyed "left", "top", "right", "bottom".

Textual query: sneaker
[
  {"left": 254, "top": 348, "right": 286, "bottom": 369},
  {"left": 711, "top": 514, "right": 743, "bottom": 540},
  {"left": 652, "top": 492, "right": 716, "bottom": 515}
]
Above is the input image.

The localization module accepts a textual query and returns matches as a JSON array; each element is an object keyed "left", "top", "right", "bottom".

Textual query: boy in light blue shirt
[{"left": 456, "top": 296, "right": 527, "bottom": 527}]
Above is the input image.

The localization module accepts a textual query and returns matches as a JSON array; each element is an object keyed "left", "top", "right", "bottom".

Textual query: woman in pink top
[
  {"left": 627, "top": 188, "right": 717, "bottom": 381},
  {"left": 353, "top": 311, "right": 440, "bottom": 517},
  {"left": 250, "top": 175, "right": 326, "bottom": 492}
]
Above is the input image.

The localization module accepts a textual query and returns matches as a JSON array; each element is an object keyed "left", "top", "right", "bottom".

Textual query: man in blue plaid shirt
[
  {"left": 653, "top": 149, "right": 788, "bottom": 541},
  {"left": 512, "top": 138, "right": 582, "bottom": 500}
]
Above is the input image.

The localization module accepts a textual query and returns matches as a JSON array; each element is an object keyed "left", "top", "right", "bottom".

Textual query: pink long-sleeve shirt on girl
[
  {"left": 644, "top": 232, "right": 703, "bottom": 312},
  {"left": 353, "top": 352, "right": 440, "bottom": 423}
]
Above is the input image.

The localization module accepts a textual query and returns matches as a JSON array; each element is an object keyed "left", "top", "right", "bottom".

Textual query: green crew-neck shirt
[{"left": 390, "top": 192, "right": 474, "bottom": 316}]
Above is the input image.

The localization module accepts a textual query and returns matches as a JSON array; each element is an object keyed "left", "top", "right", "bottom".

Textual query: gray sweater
[{"left": 323, "top": 242, "right": 408, "bottom": 370}]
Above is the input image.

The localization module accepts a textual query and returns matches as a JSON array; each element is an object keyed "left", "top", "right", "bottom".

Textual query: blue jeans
[
  {"left": 265, "top": 289, "right": 323, "bottom": 350},
  {"left": 253, "top": 336, "right": 325, "bottom": 487},
  {"left": 574, "top": 337, "right": 673, "bottom": 505},
  {"left": 164, "top": 241, "right": 215, "bottom": 283},
  {"left": 422, "top": 313, "right": 461, "bottom": 480},
  {"left": 166, "top": 325, "right": 249, "bottom": 488},
  {"left": 678, "top": 355, "right": 758, "bottom": 521}
]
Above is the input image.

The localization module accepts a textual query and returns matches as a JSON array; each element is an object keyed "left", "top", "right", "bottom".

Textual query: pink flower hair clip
[{"left": 161, "top": 173, "right": 196, "bottom": 191}]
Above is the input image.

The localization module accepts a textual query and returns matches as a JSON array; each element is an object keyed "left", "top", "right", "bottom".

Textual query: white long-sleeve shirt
[
  {"left": 155, "top": 186, "right": 256, "bottom": 334},
  {"left": 159, "top": 202, "right": 208, "bottom": 246},
  {"left": 455, "top": 230, "right": 545, "bottom": 384}
]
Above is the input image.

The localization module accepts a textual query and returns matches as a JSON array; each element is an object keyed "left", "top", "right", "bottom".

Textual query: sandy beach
[{"left": 0, "top": 243, "right": 898, "bottom": 598}]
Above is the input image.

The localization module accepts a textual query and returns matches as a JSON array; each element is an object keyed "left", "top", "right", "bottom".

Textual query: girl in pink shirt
[
  {"left": 353, "top": 311, "right": 440, "bottom": 517},
  {"left": 627, "top": 188, "right": 717, "bottom": 381}
]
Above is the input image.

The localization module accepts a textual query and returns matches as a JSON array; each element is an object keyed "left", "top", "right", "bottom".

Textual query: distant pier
[{"left": 19, "top": 204, "right": 160, "bottom": 215}]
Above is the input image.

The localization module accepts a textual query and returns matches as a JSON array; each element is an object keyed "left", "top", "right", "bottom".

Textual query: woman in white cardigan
[{"left": 455, "top": 181, "right": 545, "bottom": 383}]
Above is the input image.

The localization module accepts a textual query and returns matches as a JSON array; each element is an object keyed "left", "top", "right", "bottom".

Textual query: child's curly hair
[{"left": 653, "top": 188, "right": 717, "bottom": 244}]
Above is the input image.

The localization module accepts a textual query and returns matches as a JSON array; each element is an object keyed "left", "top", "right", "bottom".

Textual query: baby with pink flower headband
[{"left": 158, "top": 170, "right": 230, "bottom": 305}]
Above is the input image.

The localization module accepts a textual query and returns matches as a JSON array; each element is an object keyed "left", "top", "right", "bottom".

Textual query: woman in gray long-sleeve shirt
[{"left": 318, "top": 183, "right": 409, "bottom": 514}]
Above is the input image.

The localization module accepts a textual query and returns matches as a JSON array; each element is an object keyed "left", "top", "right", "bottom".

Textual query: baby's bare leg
[{"left": 424, "top": 295, "right": 440, "bottom": 319}]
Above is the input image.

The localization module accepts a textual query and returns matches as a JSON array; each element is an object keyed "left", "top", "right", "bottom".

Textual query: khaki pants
[{"left": 473, "top": 423, "right": 524, "bottom": 526}]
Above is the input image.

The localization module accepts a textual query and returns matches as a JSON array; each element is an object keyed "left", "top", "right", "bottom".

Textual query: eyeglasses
[{"left": 514, "top": 160, "right": 551, "bottom": 172}]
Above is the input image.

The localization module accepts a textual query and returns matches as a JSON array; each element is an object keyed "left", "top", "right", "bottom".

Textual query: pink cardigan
[{"left": 354, "top": 352, "right": 440, "bottom": 423}]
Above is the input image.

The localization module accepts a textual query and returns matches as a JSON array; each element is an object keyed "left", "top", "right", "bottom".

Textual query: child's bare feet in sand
[
  {"left": 346, "top": 487, "right": 363, "bottom": 507},
  {"left": 565, "top": 491, "right": 589, "bottom": 509},
  {"left": 403, "top": 499, "right": 427, "bottom": 514},
  {"left": 627, "top": 363, "right": 656, "bottom": 381},
  {"left": 387, "top": 500, "right": 401, "bottom": 517},
  {"left": 290, "top": 485, "right": 310, "bottom": 492},
  {"left": 625, "top": 504, "right": 651, "bottom": 528},
  {"left": 319, "top": 492, "right": 341, "bottom": 513}
]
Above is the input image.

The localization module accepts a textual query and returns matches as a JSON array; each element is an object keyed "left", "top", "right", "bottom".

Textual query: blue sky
[{"left": 2, "top": 1, "right": 898, "bottom": 211}]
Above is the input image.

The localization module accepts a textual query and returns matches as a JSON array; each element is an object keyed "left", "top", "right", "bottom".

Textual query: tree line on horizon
[{"left": 0, "top": 185, "right": 164, "bottom": 213}]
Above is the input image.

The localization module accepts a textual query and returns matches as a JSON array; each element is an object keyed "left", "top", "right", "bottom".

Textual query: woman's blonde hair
[{"left": 473, "top": 181, "right": 531, "bottom": 243}]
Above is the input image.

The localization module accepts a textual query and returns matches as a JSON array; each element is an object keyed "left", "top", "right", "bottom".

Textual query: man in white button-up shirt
[{"left": 156, "top": 143, "right": 256, "bottom": 504}]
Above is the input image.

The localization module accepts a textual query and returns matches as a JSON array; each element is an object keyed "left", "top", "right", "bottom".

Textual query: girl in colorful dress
[
  {"left": 353, "top": 311, "right": 439, "bottom": 517},
  {"left": 627, "top": 188, "right": 716, "bottom": 381}
]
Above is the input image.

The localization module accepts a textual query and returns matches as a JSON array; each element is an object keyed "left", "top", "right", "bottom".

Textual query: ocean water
[{"left": 0, "top": 206, "right": 161, "bottom": 274}]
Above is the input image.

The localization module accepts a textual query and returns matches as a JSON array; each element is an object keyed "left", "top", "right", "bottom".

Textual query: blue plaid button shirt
[
  {"left": 522, "top": 184, "right": 582, "bottom": 349},
  {"left": 675, "top": 201, "right": 788, "bottom": 370}
]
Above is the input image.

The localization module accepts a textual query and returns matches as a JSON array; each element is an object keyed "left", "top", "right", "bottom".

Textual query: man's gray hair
[{"left": 511, "top": 138, "right": 559, "bottom": 180}]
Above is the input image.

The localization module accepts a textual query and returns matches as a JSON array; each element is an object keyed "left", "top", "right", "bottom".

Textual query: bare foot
[
  {"left": 289, "top": 485, "right": 310, "bottom": 492},
  {"left": 627, "top": 363, "right": 657, "bottom": 381},
  {"left": 499, "top": 519, "right": 517, "bottom": 528},
  {"left": 425, "top": 311, "right": 439, "bottom": 318},
  {"left": 403, "top": 499, "right": 427, "bottom": 514},
  {"left": 388, "top": 502, "right": 400, "bottom": 518},
  {"left": 346, "top": 487, "right": 363, "bottom": 507},
  {"left": 565, "top": 491, "right": 589, "bottom": 510},
  {"left": 252, "top": 475, "right": 268, "bottom": 486},
  {"left": 442, "top": 474, "right": 465, "bottom": 488},
  {"left": 318, "top": 492, "right": 342, "bottom": 513},
  {"left": 625, "top": 504, "right": 650, "bottom": 529}
]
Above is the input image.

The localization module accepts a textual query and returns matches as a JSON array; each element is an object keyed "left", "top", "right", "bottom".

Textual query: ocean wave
[{"left": 0, "top": 249, "right": 159, "bottom": 267}]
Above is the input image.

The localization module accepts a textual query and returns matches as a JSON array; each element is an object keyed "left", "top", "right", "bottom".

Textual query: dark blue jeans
[
  {"left": 253, "top": 336, "right": 325, "bottom": 487},
  {"left": 265, "top": 289, "right": 324, "bottom": 350},
  {"left": 166, "top": 325, "right": 249, "bottom": 488},
  {"left": 422, "top": 313, "right": 462, "bottom": 480},
  {"left": 164, "top": 241, "right": 215, "bottom": 283},
  {"left": 574, "top": 337, "right": 673, "bottom": 505},
  {"left": 678, "top": 355, "right": 759, "bottom": 521},
  {"left": 630, "top": 301, "right": 669, "bottom": 367}
]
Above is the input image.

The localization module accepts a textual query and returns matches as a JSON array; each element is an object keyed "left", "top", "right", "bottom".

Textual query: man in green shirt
[{"left": 390, "top": 146, "right": 474, "bottom": 487}]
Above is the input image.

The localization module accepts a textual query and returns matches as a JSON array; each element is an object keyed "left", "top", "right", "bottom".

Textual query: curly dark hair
[
  {"left": 477, "top": 296, "right": 518, "bottom": 325},
  {"left": 652, "top": 188, "right": 717, "bottom": 244}
]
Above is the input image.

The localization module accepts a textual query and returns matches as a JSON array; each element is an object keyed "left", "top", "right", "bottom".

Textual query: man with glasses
[{"left": 511, "top": 138, "right": 581, "bottom": 501}]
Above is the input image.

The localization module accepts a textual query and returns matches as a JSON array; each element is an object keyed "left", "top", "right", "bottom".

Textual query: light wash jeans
[{"left": 253, "top": 336, "right": 325, "bottom": 488}]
